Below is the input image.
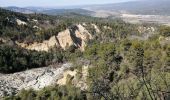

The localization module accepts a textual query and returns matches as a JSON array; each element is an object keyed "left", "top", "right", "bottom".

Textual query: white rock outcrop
[
  {"left": 0, "top": 63, "right": 72, "bottom": 97},
  {"left": 92, "top": 24, "right": 100, "bottom": 33},
  {"left": 33, "top": 25, "right": 41, "bottom": 30},
  {"left": 138, "top": 26, "right": 156, "bottom": 34},
  {"left": 16, "top": 19, "right": 27, "bottom": 26},
  {"left": 104, "top": 26, "right": 112, "bottom": 30},
  {"left": 75, "top": 24, "right": 93, "bottom": 51},
  {"left": 32, "top": 19, "right": 38, "bottom": 23}
]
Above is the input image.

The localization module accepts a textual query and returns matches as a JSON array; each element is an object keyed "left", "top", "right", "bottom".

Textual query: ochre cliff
[{"left": 16, "top": 24, "right": 93, "bottom": 52}]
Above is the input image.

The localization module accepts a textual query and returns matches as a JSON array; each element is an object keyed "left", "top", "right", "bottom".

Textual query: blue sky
[{"left": 0, "top": 0, "right": 138, "bottom": 7}]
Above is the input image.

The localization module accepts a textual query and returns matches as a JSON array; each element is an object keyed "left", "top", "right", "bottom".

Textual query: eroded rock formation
[
  {"left": 16, "top": 36, "right": 59, "bottom": 52},
  {"left": 16, "top": 24, "right": 93, "bottom": 52}
]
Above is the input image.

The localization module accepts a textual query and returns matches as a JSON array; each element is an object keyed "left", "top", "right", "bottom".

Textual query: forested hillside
[
  {"left": 0, "top": 8, "right": 170, "bottom": 100},
  {"left": 0, "top": 8, "right": 136, "bottom": 73}
]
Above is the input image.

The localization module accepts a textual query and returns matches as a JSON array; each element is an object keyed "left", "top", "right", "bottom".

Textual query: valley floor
[{"left": 121, "top": 14, "right": 170, "bottom": 26}]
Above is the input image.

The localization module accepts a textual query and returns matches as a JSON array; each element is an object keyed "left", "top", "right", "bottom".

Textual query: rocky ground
[{"left": 0, "top": 63, "right": 72, "bottom": 97}]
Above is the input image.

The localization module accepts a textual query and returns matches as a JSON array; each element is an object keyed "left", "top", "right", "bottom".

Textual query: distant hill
[
  {"left": 41, "top": 9, "right": 94, "bottom": 16},
  {"left": 3, "top": 0, "right": 170, "bottom": 16},
  {"left": 4, "top": 6, "right": 35, "bottom": 14},
  {"left": 84, "top": 0, "right": 170, "bottom": 15},
  {"left": 4, "top": 6, "right": 94, "bottom": 16}
]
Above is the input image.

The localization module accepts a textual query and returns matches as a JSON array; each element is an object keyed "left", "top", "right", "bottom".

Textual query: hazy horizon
[{"left": 0, "top": 0, "right": 139, "bottom": 7}]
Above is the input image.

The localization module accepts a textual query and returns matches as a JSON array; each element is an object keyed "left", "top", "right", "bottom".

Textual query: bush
[
  {"left": 159, "top": 26, "right": 170, "bottom": 37},
  {"left": 5, "top": 85, "right": 86, "bottom": 100}
]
